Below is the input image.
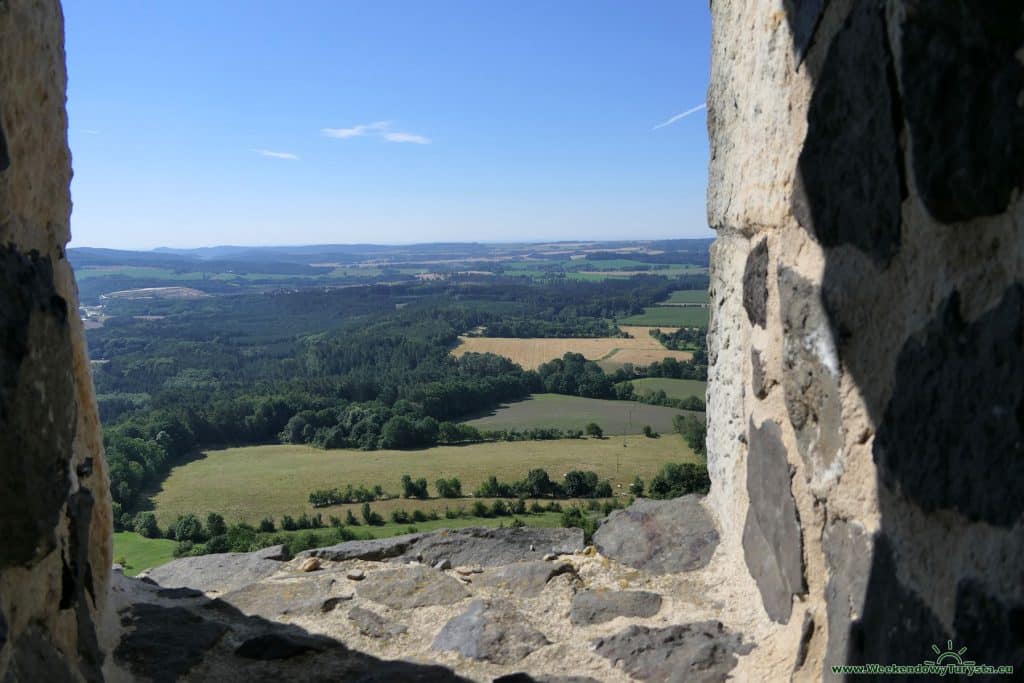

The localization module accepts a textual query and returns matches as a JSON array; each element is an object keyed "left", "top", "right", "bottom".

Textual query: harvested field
[
  {"left": 102, "top": 286, "right": 209, "bottom": 300},
  {"left": 452, "top": 325, "right": 692, "bottom": 369}
]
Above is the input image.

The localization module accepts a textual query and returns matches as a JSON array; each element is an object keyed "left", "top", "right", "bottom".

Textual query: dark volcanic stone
[
  {"left": 347, "top": 606, "right": 408, "bottom": 639},
  {"left": 742, "top": 419, "right": 804, "bottom": 624},
  {"left": 823, "top": 519, "right": 873, "bottom": 668},
  {"left": 901, "top": 0, "right": 1024, "bottom": 223},
  {"left": 357, "top": 565, "right": 469, "bottom": 609},
  {"left": 569, "top": 590, "right": 662, "bottom": 625},
  {"left": 782, "top": 0, "right": 830, "bottom": 61},
  {"left": 0, "top": 246, "right": 74, "bottom": 570},
  {"left": 432, "top": 600, "right": 550, "bottom": 665},
  {"left": 408, "top": 527, "right": 585, "bottom": 568},
  {"left": 874, "top": 286, "right": 1024, "bottom": 527},
  {"left": 114, "top": 603, "right": 228, "bottom": 683},
  {"left": 593, "top": 496, "right": 718, "bottom": 574},
  {"left": 953, "top": 578, "right": 1024, "bottom": 668},
  {"left": 848, "top": 536, "right": 949, "bottom": 668},
  {"left": 477, "top": 560, "right": 577, "bottom": 597},
  {"left": 0, "top": 116, "right": 9, "bottom": 172},
  {"left": 592, "top": 621, "right": 753, "bottom": 683},
  {"left": 234, "top": 632, "right": 335, "bottom": 660},
  {"left": 793, "top": 0, "right": 903, "bottom": 263},
  {"left": 779, "top": 267, "right": 843, "bottom": 477},
  {"left": 743, "top": 238, "right": 769, "bottom": 327},
  {"left": 2, "top": 625, "right": 76, "bottom": 683}
]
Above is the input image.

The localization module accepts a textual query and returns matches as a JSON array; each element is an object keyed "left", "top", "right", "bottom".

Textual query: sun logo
[{"left": 924, "top": 641, "right": 976, "bottom": 667}]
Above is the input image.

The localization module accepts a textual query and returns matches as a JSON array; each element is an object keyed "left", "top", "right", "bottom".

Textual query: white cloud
[
  {"left": 652, "top": 103, "right": 706, "bottom": 130},
  {"left": 383, "top": 131, "right": 431, "bottom": 145},
  {"left": 322, "top": 121, "right": 430, "bottom": 144},
  {"left": 253, "top": 149, "right": 299, "bottom": 160}
]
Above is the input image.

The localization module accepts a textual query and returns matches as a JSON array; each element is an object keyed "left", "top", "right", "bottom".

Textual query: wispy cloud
[
  {"left": 253, "top": 149, "right": 299, "bottom": 160},
  {"left": 321, "top": 121, "right": 431, "bottom": 144},
  {"left": 652, "top": 103, "right": 706, "bottom": 130}
]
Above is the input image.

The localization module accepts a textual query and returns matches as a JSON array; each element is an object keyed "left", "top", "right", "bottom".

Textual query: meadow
[
  {"left": 464, "top": 394, "right": 689, "bottom": 435},
  {"left": 452, "top": 325, "right": 693, "bottom": 369},
  {"left": 625, "top": 378, "right": 708, "bottom": 401},
  {"left": 112, "top": 532, "right": 176, "bottom": 576},
  {"left": 148, "top": 435, "right": 699, "bottom": 528},
  {"left": 666, "top": 289, "right": 710, "bottom": 304},
  {"left": 620, "top": 305, "right": 710, "bottom": 327}
]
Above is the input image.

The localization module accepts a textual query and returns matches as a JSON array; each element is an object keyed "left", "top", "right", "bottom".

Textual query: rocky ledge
[{"left": 106, "top": 496, "right": 757, "bottom": 682}]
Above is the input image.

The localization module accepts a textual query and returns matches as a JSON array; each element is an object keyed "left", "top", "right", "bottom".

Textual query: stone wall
[
  {"left": 707, "top": 0, "right": 1023, "bottom": 677},
  {"left": 0, "top": 1, "right": 111, "bottom": 680}
]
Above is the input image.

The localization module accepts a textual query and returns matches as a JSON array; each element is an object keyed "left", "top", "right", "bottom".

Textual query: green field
[
  {"left": 150, "top": 435, "right": 698, "bottom": 527},
  {"left": 464, "top": 394, "right": 689, "bottom": 435},
  {"left": 666, "top": 289, "right": 709, "bottom": 304},
  {"left": 620, "top": 305, "right": 709, "bottom": 327},
  {"left": 624, "top": 378, "right": 707, "bottom": 401},
  {"left": 113, "top": 513, "right": 569, "bottom": 575},
  {"left": 113, "top": 532, "right": 177, "bottom": 576}
]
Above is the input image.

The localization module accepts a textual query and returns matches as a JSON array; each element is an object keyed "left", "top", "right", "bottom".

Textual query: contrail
[{"left": 653, "top": 103, "right": 707, "bottom": 130}]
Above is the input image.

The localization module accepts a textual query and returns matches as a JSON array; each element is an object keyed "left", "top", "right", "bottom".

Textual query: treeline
[{"left": 649, "top": 327, "right": 706, "bottom": 352}]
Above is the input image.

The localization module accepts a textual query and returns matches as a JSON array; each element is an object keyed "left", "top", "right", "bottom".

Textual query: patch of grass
[
  {"left": 666, "top": 289, "right": 709, "bottom": 304},
  {"left": 624, "top": 378, "right": 707, "bottom": 401},
  {"left": 620, "top": 306, "right": 709, "bottom": 327},
  {"left": 150, "top": 435, "right": 696, "bottom": 527},
  {"left": 465, "top": 394, "right": 689, "bottom": 435},
  {"left": 113, "top": 532, "right": 176, "bottom": 576}
]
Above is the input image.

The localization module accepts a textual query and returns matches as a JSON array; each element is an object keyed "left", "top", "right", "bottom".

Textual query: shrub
[
  {"left": 205, "top": 513, "right": 227, "bottom": 537},
  {"left": 511, "top": 517, "right": 526, "bottom": 528},
  {"left": 673, "top": 415, "right": 707, "bottom": 456},
  {"left": 133, "top": 512, "right": 160, "bottom": 539},
  {"left": 391, "top": 509, "right": 410, "bottom": 524},
  {"left": 594, "top": 480, "right": 613, "bottom": 498},
  {"left": 512, "top": 498, "right": 527, "bottom": 515},
  {"left": 173, "top": 540, "right": 194, "bottom": 558},
  {"left": 337, "top": 526, "right": 358, "bottom": 542},
  {"left": 258, "top": 517, "right": 276, "bottom": 533},
  {"left": 329, "top": 515, "right": 342, "bottom": 528},
  {"left": 648, "top": 462, "right": 711, "bottom": 499},
  {"left": 400, "top": 474, "right": 429, "bottom": 499},
  {"left": 281, "top": 514, "right": 297, "bottom": 531},
  {"left": 205, "top": 535, "right": 230, "bottom": 554},
  {"left": 412, "top": 509, "right": 428, "bottom": 523},
  {"left": 471, "top": 501, "right": 489, "bottom": 518},
  {"left": 435, "top": 477, "right": 463, "bottom": 498},
  {"left": 530, "top": 501, "right": 546, "bottom": 514},
  {"left": 560, "top": 506, "right": 598, "bottom": 543},
  {"left": 585, "top": 422, "right": 604, "bottom": 438},
  {"left": 642, "top": 425, "right": 658, "bottom": 438},
  {"left": 361, "top": 502, "right": 384, "bottom": 526},
  {"left": 173, "top": 514, "right": 206, "bottom": 543},
  {"left": 564, "top": 470, "right": 599, "bottom": 498},
  {"left": 628, "top": 475, "right": 645, "bottom": 497},
  {"left": 490, "top": 499, "right": 509, "bottom": 517},
  {"left": 345, "top": 509, "right": 360, "bottom": 526}
]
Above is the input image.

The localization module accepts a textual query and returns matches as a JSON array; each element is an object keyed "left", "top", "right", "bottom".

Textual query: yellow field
[
  {"left": 150, "top": 436, "right": 699, "bottom": 527},
  {"left": 452, "top": 326, "right": 692, "bottom": 369}
]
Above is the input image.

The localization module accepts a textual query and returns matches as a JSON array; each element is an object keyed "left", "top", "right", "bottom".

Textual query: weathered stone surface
[
  {"left": 569, "top": 590, "right": 662, "bottom": 625},
  {"left": 742, "top": 238, "right": 769, "bottom": 327},
  {"left": 750, "top": 347, "right": 771, "bottom": 399},
  {"left": 592, "top": 622, "right": 753, "bottom": 683},
  {"left": 406, "top": 527, "right": 585, "bottom": 568},
  {"left": 254, "top": 544, "right": 289, "bottom": 561},
  {"left": 432, "top": 600, "right": 550, "bottom": 665},
  {"left": 300, "top": 532, "right": 426, "bottom": 562},
  {"left": 319, "top": 593, "right": 354, "bottom": 613},
  {"left": 593, "top": 496, "right": 718, "bottom": 574},
  {"left": 114, "top": 603, "right": 228, "bottom": 682},
  {"left": 476, "top": 561, "right": 577, "bottom": 597},
  {"left": 743, "top": 419, "right": 804, "bottom": 624},
  {"left": 347, "top": 606, "right": 408, "bottom": 639},
  {"left": 357, "top": 565, "right": 469, "bottom": 609},
  {"left": 823, "top": 519, "right": 873, "bottom": 668},
  {"left": 900, "top": 0, "right": 1024, "bottom": 223},
  {"left": 146, "top": 550, "right": 284, "bottom": 594},
  {"left": 0, "top": 246, "right": 74, "bottom": 570},
  {"left": 794, "top": 0, "right": 903, "bottom": 264},
  {"left": 219, "top": 574, "right": 351, "bottom": 618},
  {"left": 779, "top": 267, "right": 843, "bottom": 482},
  {"left": 874, "top": 287, "right": 1024, "bottom": 527},
  {"left": 2, "top": 626, "right": 77, "bottom": 683},
  {"left": 234, "top": 632, "right": 334, "bottom": 660}
]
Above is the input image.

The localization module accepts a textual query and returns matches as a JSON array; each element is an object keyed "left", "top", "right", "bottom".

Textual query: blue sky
[{"left": 63, "top": 1, "right": 712, "bottom": 249}]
